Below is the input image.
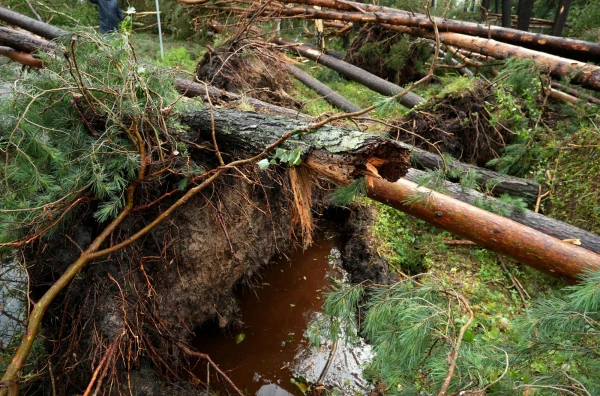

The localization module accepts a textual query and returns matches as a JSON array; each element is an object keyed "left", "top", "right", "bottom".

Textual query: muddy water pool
[{"left": 192, "top": 232, "right": 345, "bottom": 395}]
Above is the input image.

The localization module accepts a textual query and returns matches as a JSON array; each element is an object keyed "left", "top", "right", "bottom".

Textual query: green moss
[{"left": 548, "top": 125, "right": 600, "bottom": 234}]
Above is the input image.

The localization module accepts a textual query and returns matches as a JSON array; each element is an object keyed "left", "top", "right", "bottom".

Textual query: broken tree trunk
[
  {"left": 0, "top": 6, "right": 67, "bottom": 39},
  {"left": 174, "top": 78, "right": 313, "bottom": 120},
  {"left": 273, "top": 37, "right": 425, "bottom": 108},
  {"left": 0, "top": 26, "right": 55, "bottom": 53},
  {"left": 182, "top": 108, "right": 600, "bottom": 282},
  {"left": 404, "top": 168, "right": 600, "bottom": 255},
  {"left": 287, "top": 64, "right": 362, "bottom": 113},
  {"left": 270, "top": 0, "right": 600, "bottom": 63}
]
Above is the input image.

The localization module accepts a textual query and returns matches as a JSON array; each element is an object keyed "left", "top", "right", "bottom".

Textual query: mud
[{"left": 191, "top": 229, "right": 343, "bottom": 395}]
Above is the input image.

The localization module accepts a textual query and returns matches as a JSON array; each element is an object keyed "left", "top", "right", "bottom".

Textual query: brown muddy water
[{"left": 191, "top": 231, "right": 343, "bottom": 396}]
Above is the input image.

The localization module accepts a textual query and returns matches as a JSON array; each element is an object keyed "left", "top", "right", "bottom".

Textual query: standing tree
[
  {"left": 552, "top": 0, "right": 572, "bottom": 36},
  {"left": 516, "top": 0, "right": 536, "bottom": 31},
  {"left": 502, "top": 0, "right": 512, "bottom": 27}
]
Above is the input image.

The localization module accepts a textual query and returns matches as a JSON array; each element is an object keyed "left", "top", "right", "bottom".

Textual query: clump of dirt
[
  {"left": 388, "top": 78, "right": 511, "bottom": 166},
  {"left": 344, "top": 26, "right": 429, "bottom": 86},
  {"left": 196, "top": 39, "right": 301, "bottom": 109}
]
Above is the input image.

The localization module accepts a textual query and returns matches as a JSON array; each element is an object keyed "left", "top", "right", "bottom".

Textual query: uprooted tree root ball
[
  {"left": 344, "top": 26, "right": 430, "bottom": 86},
  {"left": 196, "top": 39, "right": 301, "bottom": 109},
  {"left": 388, "top": 78, "right": 512, "bottom": 166}
]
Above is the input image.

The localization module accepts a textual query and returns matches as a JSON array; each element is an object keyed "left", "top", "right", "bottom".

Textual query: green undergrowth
[{"left": 293, "top": 62, "right": 408, "bottom": 120}]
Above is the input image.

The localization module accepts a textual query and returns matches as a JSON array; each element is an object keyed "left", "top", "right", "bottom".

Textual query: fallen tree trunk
[
  {"left": 550, "top": 82, "right": 600, "bottom": 105},
  {"left": 0, "top": 6, "right": 67, "bottom": 39},
  {"left": 287, "top": 64, "right": 362, "bottom": 113},
  {"left": 273, "top": 37, "right": 425, "bottom": 108},
  {"left": 0, "top": 26, "right": 55, "bottom": 53},
  {"left": 182, "top": 108, "right": 600, "bottom": 282},
  {"left": 404, "top": 168, "right": 600, "bottom": 255},
  {"left": 0, "top": 46, "right": 43, "bottom": 67},
  {"left": 273, "top": 0, "right": 600, "bottom": 63},
  {"left": 174, "top": 78, "right": 313, "bottom": 120},
  {"left": 267, "top": 8, "right": 600, "bottom": 90},
  {"left": 401, "top": 143, "right": 540, "bottom": 206}
]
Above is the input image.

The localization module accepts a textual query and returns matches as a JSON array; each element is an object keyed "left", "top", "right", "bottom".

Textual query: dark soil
[
  {"left": 196, "top": 39, "right": 301, "bottom": 109},
  {"left": 388, "top": 79, "right": 511, "bottom": 166},
  {"left": 344, "top": 26, "right": 429, "bottom": 86}
]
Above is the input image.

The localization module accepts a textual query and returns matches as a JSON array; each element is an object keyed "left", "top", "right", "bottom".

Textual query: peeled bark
[
  {"left": 183, "top": 108, "right": 600, "bottom": 282},
  {"left": 404, "top": 168, "right": 600, "bottom": 255},
  {"left": 287, "top": 64, "right": 362, "bottom": 113},
  {"left": 273, "top": 37, "right": 425, "bottom": 108},
  {"left": 0, "top": 6, "right": 67, "bottom": 39},
  {"left": 0, "top": 26, "right": 55, "bottom": 53},
  {"left": 271, "top": 0, "right": 600, "bottom": 63}
]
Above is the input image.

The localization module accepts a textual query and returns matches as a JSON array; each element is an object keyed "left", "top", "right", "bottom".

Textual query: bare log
[
  {"left": 286, "top": 64, "right": 362, "bottom": 113},
  {"left": 0, "top": 6, "right": 67, "bottom": 39},
  {"left": 272, "top": 0, "right": 600, "bottom": 63},
  {"left": 0, "top": 26, "right": 55, "bottom": 53},
  {"left": 273, "top": 37, "right": 425, "bottom": 108},
  {"left": 174, "top": 78, "right": 313, "bottom": 120},
  {"left": 404, "top": 168, "right": 600, "bottom": 255},
  {"left": 550, "top": 82, "right": 600, "bottom": 105},
  {"left": 182, "top": 108, "right": 600, "bottom": 282}
]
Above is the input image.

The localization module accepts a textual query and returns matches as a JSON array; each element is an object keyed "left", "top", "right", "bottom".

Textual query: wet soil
[{"left": 191, "top": 231, "right": 343, "bottom": 395}]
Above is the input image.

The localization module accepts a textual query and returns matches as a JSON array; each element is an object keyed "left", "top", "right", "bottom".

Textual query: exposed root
[
  {"left": 196, "top": 39, "right": 301, "bottom": 109},
  {"left": 389, "top": 79, "right": 511, "bottom": 166},
  {"left": 290, "top": 166, "right": 314, "bottom": 249},
  {"left": 344, "top": 25, "right": 429, "bottom": 86}
]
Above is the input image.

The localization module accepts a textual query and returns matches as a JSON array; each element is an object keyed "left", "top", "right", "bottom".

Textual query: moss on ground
[{"left": 370, "top": 201, "right": 559, "bottom": 345}]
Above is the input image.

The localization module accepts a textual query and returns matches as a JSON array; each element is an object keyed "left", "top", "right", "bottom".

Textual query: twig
[
  {"left": 498, "top": 256, "right": 527, "bottom": 309},
  {"left": 178, "top": 343, "right": 244, "bottom": 396},
  {"left": 317, "top": 339, "right": 338, "bottom": 385},
  {"left": 437, "top": 293, "right": 474, "bottom": 396}
]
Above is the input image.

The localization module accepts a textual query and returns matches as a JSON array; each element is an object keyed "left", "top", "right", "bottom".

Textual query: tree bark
[
  {"left": 0, "top": 26, "right": 55, "bottom": 53},
  {"left": 404, "top": 168, "right": 600, "bottom": 255},
  {"left": 551, "top": 0, "right": 571, "bottom": 37},
  {"left": 0, "top": 6, "right": 67, "bottom": 40},
  {"left": 516, "top": 0, "right": 535, "bottom": 31},
  {"left": 550, "top": 81, "right": 600, "bottom": 105},
  {"left": 268, "top": 0, "right": 600, "bottom": 63},
  {"left": 182, "top": 108, "right": 411, "bottom": 185},
  {"left": 273, "top": 37, "right": 425, "bottom": 108},
  {"left": 182, "top": 108, "right": 600, "bottom": 282},
  {"left": 502, "top": 0, "right": 512, "bottom": 27},
  {"left": 286, "top": 64, "right": 362, "bottom": 113},
  {"left": 174, "top": 78, "right": 313, "bottom": 120}
]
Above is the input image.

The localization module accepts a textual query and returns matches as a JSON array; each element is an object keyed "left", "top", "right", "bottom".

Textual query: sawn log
[
  {"left": 182, "top": 108, "right": 600, "bottom": 282},
  {"left": 0, "top": 6, "right": 67, "bottom": 39}
]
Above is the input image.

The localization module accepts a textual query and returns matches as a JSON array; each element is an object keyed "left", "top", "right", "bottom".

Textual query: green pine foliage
[
  {"left": 318, "top": 270, "right": 600, "bottom": 395},
  {"left": 0, "top": 32, "right": 199, "bottom": 250}
]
